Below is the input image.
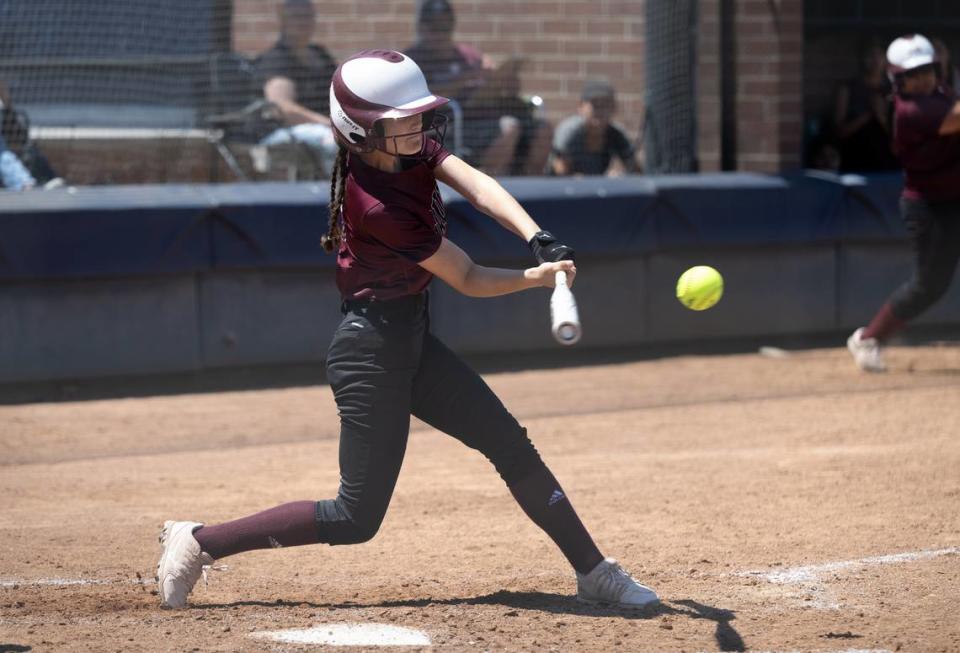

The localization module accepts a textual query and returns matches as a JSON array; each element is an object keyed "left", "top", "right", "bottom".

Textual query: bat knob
[{"left": 553, "top": 321, "right": 582, "bottom": 345}]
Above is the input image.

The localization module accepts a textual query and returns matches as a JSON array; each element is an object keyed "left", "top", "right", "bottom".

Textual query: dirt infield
[{"left": 2, "top": 342, "right": 959, "bottom": 652}]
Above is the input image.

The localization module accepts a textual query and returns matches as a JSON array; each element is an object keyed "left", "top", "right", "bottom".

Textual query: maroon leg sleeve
[
  {"left": 193, "top": 500, "right": 319, "bottom": 560},
  {"left": 508, "top": 465, "right": 604, "bottom": 575},
  {"left": 862, "top": 302, "right": 906, "bottom": 342}
]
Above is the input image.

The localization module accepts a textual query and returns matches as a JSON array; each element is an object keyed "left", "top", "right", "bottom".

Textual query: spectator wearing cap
[{"left": 548, "top": 79, "right": 639, "bottom": 176}]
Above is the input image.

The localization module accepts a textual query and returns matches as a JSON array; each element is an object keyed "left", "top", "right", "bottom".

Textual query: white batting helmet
[
  {"left": 329, "top": 49, "right": 449, "bottom": 154},
  {"left": 886, "top": 34, "right": 937, "bottom": 77}
]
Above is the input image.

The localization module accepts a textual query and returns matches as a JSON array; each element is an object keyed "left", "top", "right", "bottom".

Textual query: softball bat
[{"left": 550, "top": 270, "right": 581, "bottom": 345}]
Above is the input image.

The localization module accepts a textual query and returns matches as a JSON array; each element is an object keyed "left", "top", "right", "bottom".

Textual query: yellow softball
[{"left": 676, "top": 265, "right": 724, "bottom": 311}]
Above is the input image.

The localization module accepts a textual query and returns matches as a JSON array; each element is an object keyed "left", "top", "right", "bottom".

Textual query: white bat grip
[{"left": 550, "top": 270, "right": 582, "bottom": 345}]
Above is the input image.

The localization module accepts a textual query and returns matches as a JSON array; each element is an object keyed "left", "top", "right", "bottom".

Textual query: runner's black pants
[
  {"left": 316, "top": 293, "right": 544, "bottom": 545},
  {"left": 889, "top": 197, "right": 960, "bottom": 321}
]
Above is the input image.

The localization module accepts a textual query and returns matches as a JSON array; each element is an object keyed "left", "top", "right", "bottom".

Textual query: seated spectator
[
  {"left": 0, "top": 133, "right": 35, "bottom": 191},
  {"left": 0, "top": 79, "right": 59, "bottom": 186},
  {"left": 255, "top": 0, "right": 339, "bottom": 176},
  {"left": 931, "top": 37, "right": 960, "bottom": 93},
  {"left": 831, "top": 37, "right": 898, "bottom": 172},
  {"left": 404, "top": 0, "right": 551, "bottom": 176},
  {"left": 548, "top": 79, "right": 639, "bottom": 176}
]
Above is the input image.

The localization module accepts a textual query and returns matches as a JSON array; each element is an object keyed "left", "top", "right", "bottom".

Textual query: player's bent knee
[
  {"left": 315, "top": 498, "right": 386, "bottom": 545},
  {"left": 910, "top": 280, "right": 950, "bottom": 311},
  {"left": 333, "top": 519, "right": 381, "bottom": 545},
  {"left": 320, "top": 515, "right": 383, "bottom": 545}
]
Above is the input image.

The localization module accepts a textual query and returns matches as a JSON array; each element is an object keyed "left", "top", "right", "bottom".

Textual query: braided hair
[{"left": 321, "top": 145, "right": 348, "bottom": 254}]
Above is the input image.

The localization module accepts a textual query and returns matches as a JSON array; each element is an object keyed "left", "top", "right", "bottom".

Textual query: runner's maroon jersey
[
  {"left": 336, "top": 139, "right": 452, "bottom": 300},
  {"left": 894, "top": 88, "right": 960, "bottom": 201}
]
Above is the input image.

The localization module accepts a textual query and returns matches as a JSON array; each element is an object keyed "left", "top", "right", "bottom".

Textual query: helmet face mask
[
  {"left": 330, "top": 49, "right": 449, "bottom": 157},
  {"left": 371, "top": 110, "right": 448, "bottom": 159}
]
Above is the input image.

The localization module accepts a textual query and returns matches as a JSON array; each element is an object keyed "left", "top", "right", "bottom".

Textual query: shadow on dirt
[
  {"left": 672, "top": 599, "right": 745, "bottom": 652},
  {"left": 194, "top": 590, "right": 658, "bottom": 617},
  {"left": 195, "top": 591, "right": 745, "bottom": 649},
  {"left": 906, "top": 366, "right": 960, "bottom": 377}
]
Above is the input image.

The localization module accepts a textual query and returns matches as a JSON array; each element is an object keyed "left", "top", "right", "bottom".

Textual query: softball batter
[
  {"left": 157, "top": 49, "right": 658, "bottom": 610},
  {"left": 848, "top": 34, "right": 960, "bottom": 372}
]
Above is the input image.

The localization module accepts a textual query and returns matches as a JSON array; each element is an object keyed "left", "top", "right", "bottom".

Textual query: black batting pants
[
  {"left": 889, "top": 197, "right": 960, "bottom": 322},
  {"left": 316, "top": 293, "right": 543, "bottom": 545}
]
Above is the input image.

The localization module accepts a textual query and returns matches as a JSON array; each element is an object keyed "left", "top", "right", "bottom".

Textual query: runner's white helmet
[
  {"left": 887, "top": 34, "right": 937, "bottom": 77},
  {"left": 329, "top": 49, "right": 449, "bottom": 154}
]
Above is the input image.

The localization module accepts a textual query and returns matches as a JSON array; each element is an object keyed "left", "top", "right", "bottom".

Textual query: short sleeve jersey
[
  {"left": 255, "top": 41, "right": 337, "bottom": 116},
  {"left": 893, "top": 88, "right": 960, "bottom": 201},
  {"left": 336, "top": 139, "right": 452, "bottom": 301},
  {"left": 551, "top": 115, "right": 635, "bottom": 175}
]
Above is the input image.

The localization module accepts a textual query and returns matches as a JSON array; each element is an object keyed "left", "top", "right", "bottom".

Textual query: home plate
[{"left": 252, "top": 623, "right": 431, "bottom": 646}]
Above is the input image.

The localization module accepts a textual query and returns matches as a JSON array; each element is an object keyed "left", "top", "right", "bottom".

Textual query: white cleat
[
  {"left": 847, "top": 327, "right": 887, "bottom": 372},
  {"left": 156, "top": 520, "right": 213, "bottom": 609},
  {"left": 576, "top": 558, "right": 660, "bottom": 608}
]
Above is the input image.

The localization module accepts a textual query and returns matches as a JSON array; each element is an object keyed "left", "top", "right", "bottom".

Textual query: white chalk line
[
  {"left": 742, "top": 547, "right": 960, "bottom": 584},
  {"left": 0, "top": 576, "right": 151, "bottom": 588},
  {"left": 1, "top": 564, "right": 230, "bottom": 589},
  {"left": 740, "top": 547, "right": 960, "bottom": 609}
]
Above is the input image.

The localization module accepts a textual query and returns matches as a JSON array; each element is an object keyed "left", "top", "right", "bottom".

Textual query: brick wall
[
  {"left": 232, "top": 0, "right": 647, "bottom": 146},
  {"left": 732, "top": 0, "right": 803, "bottom": 172},
  {"left": 232, "top": 0, "right": 804, "bottom": 174}
]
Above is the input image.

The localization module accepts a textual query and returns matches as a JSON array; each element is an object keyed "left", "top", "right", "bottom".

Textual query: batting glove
[{"left": 528, "top": 230, "right": 575, "bottom": 264}]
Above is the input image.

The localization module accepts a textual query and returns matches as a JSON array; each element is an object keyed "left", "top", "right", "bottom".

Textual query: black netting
[{"left": 643, "top": 0, "right": 698, "bottom": 173}]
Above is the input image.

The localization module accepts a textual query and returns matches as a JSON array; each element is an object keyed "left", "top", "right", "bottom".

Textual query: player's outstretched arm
[
  {"left": 420, "top": 238, "right": 575, "bottom": 298},
  {"left": 435, "top": 154, "right": 541, "bottom": 241}
]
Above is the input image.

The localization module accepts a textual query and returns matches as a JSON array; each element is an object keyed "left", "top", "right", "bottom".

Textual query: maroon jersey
[
  {"left": 893, "top": 88, "right": 960, "bottom": 201},
  {"left": 336, "top": 139, "right": 451, "bottom": 300}
]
